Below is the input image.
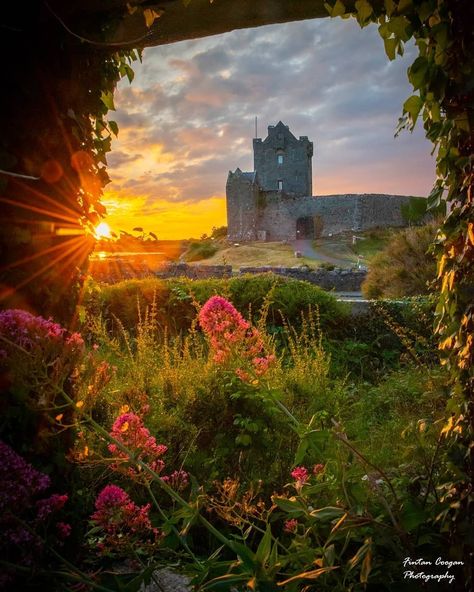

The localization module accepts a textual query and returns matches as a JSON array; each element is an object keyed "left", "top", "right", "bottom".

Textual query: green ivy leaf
[
  {"left": 108, "top": 120, "right": 119, "bottom": 137},
  {"left": 100, "top": 90, "right": 115, "bottom": 111},
  {"left": 388, "top": 16, "right": 411, "bottom": 41},
  {"left": 384, "top": 0, "right": 396, "bottom": 16},
  {"left": 325, "top": 0, "right": 346, "bottom": 17},
  {"left": 355, "top": 0, "right": 373, "bottom": 24},
  {"left": 408, "top": 56, "right": 429, "bottom": 90},
  {"left": 397, "top": 0, "right": 412, "bottom": 13},
  {"left": 384, "top": 37, "right": 398, "bottom": 60},
  {"left": 403, "top": 95, "right": 423, "bottom": 126}
]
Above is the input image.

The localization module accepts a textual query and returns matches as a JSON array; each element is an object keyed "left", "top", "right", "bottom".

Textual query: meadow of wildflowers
[{"left": 0, "top": 282, "right": 454, "bottom": 590}]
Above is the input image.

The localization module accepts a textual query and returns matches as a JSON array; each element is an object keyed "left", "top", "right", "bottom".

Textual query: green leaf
[
  {"left": 384, "top": 37, "right": 398, "bottom": 60},
  {"left": 235, "top": 434, "right": 252, "bottom": 446},
  {"left": 256, "top": 525, "right": 273, "bottom": 565},
  {"left": 100, "top": 90, "right": 115, "bottom": 111},
  {"left": 143, "top": 8, "right": 163, "bottom": 28},
  {"left": 348, "top": 538, "right": 372, "bottom": 571},
  {"left": 378, "top": 22, "right": 391, "bottom": 39},
  {"left": 397, "top": 0, "right": 412, "bottom": 13},
  {"left": 272, "top": 496, "right": 305, "bottom": 516},
  {"left": 384, "top": 0, "right": 396, "bottom": 16},
  {"left": 355, "top": 0, "right": 373, "bottom": 24},
  {"left": 309, "top": 506, "right": 345, "bottom": 522},
  {"left": 388, "top": 16, "right": 411, "bottom": 41},
  {"left": 294, "top": 438, "right": 308, "bottom": 465},
  {"left": 400, "top": 500, "right": 427, "bottom": 531},
  {"left": 202, "top": 573, "right": 250, "bottom": 591},
  {"left": 418, "top": 1, "right": 432, "bottom": 22},
  {"left": 108, "top": 120, "right": 119, "bottom": 137},
  {"left": 325, "top": 0, "right": 346, "bottom": 17},
  {"left": 408, "top": 56, "right": 429, "bottom": 89},
  {"left": 403, "top": 95, "right": 423, "bottom": 126},
  {"left": 278, "top": 566, "right": 339, "bottom": 586},
  {"left": 228, "top": 541, "right": 256, "bottom": 571}
]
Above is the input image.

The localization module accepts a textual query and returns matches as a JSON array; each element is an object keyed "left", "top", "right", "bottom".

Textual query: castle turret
[
  {"left": 226, "top": 168, "right": 259, "bottom": 241},
  {"left": 253, "top": 121, "right": 313, "bottom": 196}
]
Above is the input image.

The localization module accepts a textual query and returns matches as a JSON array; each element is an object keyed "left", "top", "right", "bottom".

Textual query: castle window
[
  {"left": 278, "top": 180, "right": 283, "bottom": 191},
  {"left": 277, "top": 154, "right": 284, "bottom": 165}
]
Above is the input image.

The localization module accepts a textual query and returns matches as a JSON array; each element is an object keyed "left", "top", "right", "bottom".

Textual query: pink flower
[
  {"left": 162, "top": 470, "right": 189, "bottom": 491},
  {"left": 284, "top": 518, "right": 298, "bottom": 533},
  {"left": 56, "top": 522, "right": 72, "bottom": 539},
  {"left": 90, "top": 484, "right": 160, "bottom": 555},
  {"left": 291, "top": 466, "right": 309, "bottom": 486},
  {"left": 313, "top": 463, "right": 325, "bottom": 476},
  {"left": 108, "top": 412, "right": 167, "bottom": 478},
  {"left": 198, "top": 296, "right": 275, "bottom": 380},
  {"left": 36, "top": 493, "right": 68, "bottom": 521}
]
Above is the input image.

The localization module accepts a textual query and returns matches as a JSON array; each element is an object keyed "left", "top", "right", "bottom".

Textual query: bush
[
  {"left": 362, "top": 223, "right": 437, "bottom": 298},
  {"left": 83, "top": 274, "right": 349, "bottom": 337},
  {"left": 183, "top": 240, "right": 218, "bottom": 261}
]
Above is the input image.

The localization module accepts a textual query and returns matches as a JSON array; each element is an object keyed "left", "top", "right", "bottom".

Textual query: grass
[
  {"left": 199, "top": 241, "right": 316, "bottom": 268},
  {"left": 196, "top": 231, "right": 394, "bottom": 270},
  {"left": 349, "top": 228, "right": 393, "bottom": 259}
]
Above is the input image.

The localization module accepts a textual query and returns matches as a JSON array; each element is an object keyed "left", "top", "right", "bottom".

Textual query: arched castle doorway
[{"left": 296, "top": 216, "right": 314, "bottom": 239}]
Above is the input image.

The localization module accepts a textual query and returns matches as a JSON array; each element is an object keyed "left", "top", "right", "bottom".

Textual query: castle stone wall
[
  {"left": 226, "top": 122, "right": 421, "bottom": 242},
  {"left": 253, "top": 193, "right": 415, "bottom": 241},
  {"left": 226, "top": 169, "right": 259, "bottom": 241}
]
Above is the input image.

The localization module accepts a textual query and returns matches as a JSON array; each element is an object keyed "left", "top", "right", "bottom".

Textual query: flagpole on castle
[{"left": 255, "top": 116, "right": 258, "bottom": 139}]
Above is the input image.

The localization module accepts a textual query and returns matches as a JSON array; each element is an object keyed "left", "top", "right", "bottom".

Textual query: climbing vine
[
  {"left": 326, "top": 0, "right": 473, "bottom": 581},
  {"left": 0, "top": 4, "right": 157, "bottom": 319}
]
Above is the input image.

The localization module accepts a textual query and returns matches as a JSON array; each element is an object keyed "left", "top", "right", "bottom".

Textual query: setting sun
[{"left": 94, "top": 222, "right": 112, "bottom": 240}]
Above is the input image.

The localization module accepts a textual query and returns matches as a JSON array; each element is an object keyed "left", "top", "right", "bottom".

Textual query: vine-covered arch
[{"left": 0, "top": 0, "right": 472, "bottom": 586}]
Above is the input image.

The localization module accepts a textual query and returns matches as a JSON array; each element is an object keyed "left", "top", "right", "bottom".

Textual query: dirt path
[{"left": 294, "top": 239, "right": 356, "bottom": 267}]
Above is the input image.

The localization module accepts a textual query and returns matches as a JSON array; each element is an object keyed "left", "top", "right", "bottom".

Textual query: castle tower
[{"left": 253, "top": 121, "right": 313, "bottom": 196}]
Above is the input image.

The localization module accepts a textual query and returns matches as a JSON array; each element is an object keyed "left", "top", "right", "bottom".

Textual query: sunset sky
[{"left": 102, "top": 16, "right": 436, "bottom": 240}]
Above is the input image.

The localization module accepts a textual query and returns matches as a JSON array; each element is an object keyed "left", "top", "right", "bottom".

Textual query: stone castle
[{"left": 226, "top": 121, "right": 419, "bottom": 241}]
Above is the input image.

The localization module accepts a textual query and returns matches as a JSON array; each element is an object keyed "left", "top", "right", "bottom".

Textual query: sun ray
[
  {"left": 0, "top": 235, "right": 86, "bottom": 273},
  {"left": 0, "top": 236, "right": 90, "bottom": 303},
  {"left": 0, "top": 197, "right": 81, "bottom": 225}
]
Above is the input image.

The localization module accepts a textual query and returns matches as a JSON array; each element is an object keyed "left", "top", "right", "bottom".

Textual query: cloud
[{"left": 103, "top": 17, "right": 435, "bottom": 237}]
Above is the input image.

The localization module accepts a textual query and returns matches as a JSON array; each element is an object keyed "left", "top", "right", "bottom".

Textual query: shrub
[
  {"left": 362, "top": 223, "right": 437, "bottom": 298},
  {"left": 183, "top": 240, "right": 218, "bottom": 261},
  {"left": 83, "top": 274, "right": 349, "bottom": 337}
]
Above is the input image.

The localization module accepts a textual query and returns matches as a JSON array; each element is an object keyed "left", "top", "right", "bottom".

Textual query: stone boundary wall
[
  {"left": 239, "top": 266, "right": 367, "bottom": 291},
  {"left": 155, "top": 263, "right": 233, "bottom": 279},
  {"left": 154, "top": 264, "right": 367, "bottom": 292}
]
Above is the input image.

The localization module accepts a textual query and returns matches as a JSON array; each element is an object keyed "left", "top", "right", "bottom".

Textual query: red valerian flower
[{"left": 108, "top": 412, "right": 167, "bottom": 478}]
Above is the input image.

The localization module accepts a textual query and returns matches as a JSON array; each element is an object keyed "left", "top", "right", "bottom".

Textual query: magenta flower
[
  {"left": 0, "top": 440, "right": 70, "bottom": 575},
  {"left": 36, "top": 493, "right": 68, "bottom": 521},
  {"left": 108, "top": 412, "right": 167, "bottom": 478},
  {"left": 291, "top": 466, "right": 309, "bottom": 486},
  {"left": 198, "top": 296, "right": 275, "bottom": 381},
  {"left": 56, "top": 522, "right": 72, "bottom": 539},
  {"left": 313, "top": 463, "right": 325, "bottom": 476},
  {"left": 90, "top": 484, "right": 160, "bottom": 555},
  {"left": 162, "top": 469, "right": 189, "bottom": 491},
  {"left": 284, "top": 518, "right": 298, "bottom": 533}
]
